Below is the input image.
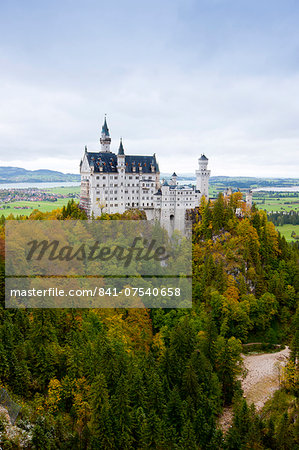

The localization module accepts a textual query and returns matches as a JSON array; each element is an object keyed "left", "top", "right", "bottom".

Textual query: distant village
[{"left": 0, "top": 188, "right": 79, "bottom": 211}]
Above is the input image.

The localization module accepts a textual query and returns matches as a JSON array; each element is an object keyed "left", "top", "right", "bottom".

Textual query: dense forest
[
  {"left": 268, "top": 210, "right": 299, "bottom": 227},
  {"left": 0, "top": 194, "right": 298, "bottom": 449}
]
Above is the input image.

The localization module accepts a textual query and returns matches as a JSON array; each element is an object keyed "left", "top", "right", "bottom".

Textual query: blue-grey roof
[
  {"left": 118, "top": 139, "right": 125, "bottom": 155},
  {"left": 101, "top": 117, "right": 110, "bottom": 137},
  {"left": 169, "top": 185, "right": 195, "bottom": 190},
  {"left": 86, "top": 151, "right": 159, "bottom": 173},
  {"left": 199, "top": 154, "right": 208, "bottom": 161},
  {"left": 172, "top": 172, "right": 177, "bottom": 177}
]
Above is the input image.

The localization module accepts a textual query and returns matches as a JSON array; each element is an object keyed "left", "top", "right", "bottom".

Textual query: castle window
[
  {"left": 129, "top": 176, "right": 132, "bottom": 179},
  {"left": 103, "top": 176, "right": 106, "bottom": 179},
  {"left": 96, "top": 176, "right": 99, "bottom": 180}
]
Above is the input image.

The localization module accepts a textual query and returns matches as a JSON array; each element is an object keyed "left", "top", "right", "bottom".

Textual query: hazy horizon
[{"left": 1, "top": 164, "right": 299, "bottom": 180}]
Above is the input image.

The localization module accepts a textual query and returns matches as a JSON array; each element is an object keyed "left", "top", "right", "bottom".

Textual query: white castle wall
[{"left": 80, "top": 120, "right": 210, "bottom": 235}]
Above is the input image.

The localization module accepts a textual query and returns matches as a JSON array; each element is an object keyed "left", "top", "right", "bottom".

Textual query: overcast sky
[{"left": 0, "top": 0, "right": 299, "bottom": 177}]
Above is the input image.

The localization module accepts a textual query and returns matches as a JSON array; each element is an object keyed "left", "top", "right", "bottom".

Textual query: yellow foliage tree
[
  {"left": 281, "top": 360, "right": 299, "bottom": 392},
  {"left": 224, "top": 275, "right": 239, "bottom": 302},
  {"left": 46, "top": 378, "right": 62, "bottom": 413}
]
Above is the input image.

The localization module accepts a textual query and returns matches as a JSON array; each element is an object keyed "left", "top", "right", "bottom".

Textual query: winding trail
[{"left": 218, "top": 346, "right": 290, "bottom": 433}]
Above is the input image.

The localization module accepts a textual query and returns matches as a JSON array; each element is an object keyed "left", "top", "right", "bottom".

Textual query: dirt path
[{"left": 218, "top": 346, "right": 290, "bottom": 433}]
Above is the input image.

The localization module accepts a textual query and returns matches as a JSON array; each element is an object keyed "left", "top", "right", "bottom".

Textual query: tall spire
[
  {"left": 100, "top": 115, "right": 111, "bottom": 152},
  {"left": 118, "top": 137, "right": 125, "bottom": 155},
  {"left": 101, "top": 114, "right": 110, "bottom": 137}
]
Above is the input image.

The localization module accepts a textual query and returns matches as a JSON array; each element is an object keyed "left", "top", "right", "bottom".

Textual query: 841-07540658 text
[
  {"left": 97, "top": 287, "right": 181, "bottom": 297},
  {"left": 9, "top": 286, "right": 182, "bottom": 298}
]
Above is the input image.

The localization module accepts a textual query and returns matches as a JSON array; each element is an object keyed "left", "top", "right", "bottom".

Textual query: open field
[
  {"left": 253, "top": 192, "right": 299, "bottom": 241},
  {"left": 0, "top": 198, "right": 70, "bottom": 217},
  {"left": 209, "top": 186, "right": 220, "bottom": 198},
  {"left": 276, "top": 224, "right": 299, "bottom": 242},
  {"left": 0, "top": 186, "right": 80, "bottom": 218},
  {"left": 253, "top": 194, "right": 299, "bottom": 212},
  {"left": 45, "top": 186, "right": 81, "bottom": 195}
]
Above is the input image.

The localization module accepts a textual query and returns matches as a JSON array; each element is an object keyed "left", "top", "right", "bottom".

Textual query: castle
[{"left": 80, "top": 117, "right": 211, "bottom": 234}]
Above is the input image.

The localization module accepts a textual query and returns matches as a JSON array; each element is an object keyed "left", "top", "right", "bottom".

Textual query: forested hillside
[{"left": 0, "top": 195, "right": 298, "bottom": 449}]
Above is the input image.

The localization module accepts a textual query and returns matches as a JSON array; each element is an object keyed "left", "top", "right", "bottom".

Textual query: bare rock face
[{"left": 0, "top": 406, "right": 32, "bottom": 448}]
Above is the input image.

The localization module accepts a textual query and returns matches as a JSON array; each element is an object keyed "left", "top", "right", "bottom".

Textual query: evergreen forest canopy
[{"left": 0, "top": 194, "right": 298, "bottom": 449}]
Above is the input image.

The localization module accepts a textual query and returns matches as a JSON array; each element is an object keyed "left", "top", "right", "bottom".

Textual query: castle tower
[
  {"left": 196, "top": 154, "right": 211, "bottom": 199},
  {"left": 117, "top": 138, "right": 126, "bottom": 213},
  {"left": 246, "top": 190, "right": 253, "bottom": 208},
  {"left": 100, "top": 116, "right": 111, "bottom": 152},
  {"left": 170, "top": 172, "right": 177, "bottom": 186}
]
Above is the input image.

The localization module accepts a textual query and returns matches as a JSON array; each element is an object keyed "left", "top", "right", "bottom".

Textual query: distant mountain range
[
  {"left": 206, "top": 176, "right": 299, "bottom": 189},
  {"left": 162, "top": 174, "right": 299, "bottom": 189},
  {"left": 210, "top": 176, "right": 299, "bottom": 188},
  {"left": 0, "top": 167, "right": 80, "bottom": 183},
  {"left": 0, "top": 167, "right": 298, "bottom": 189}
]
